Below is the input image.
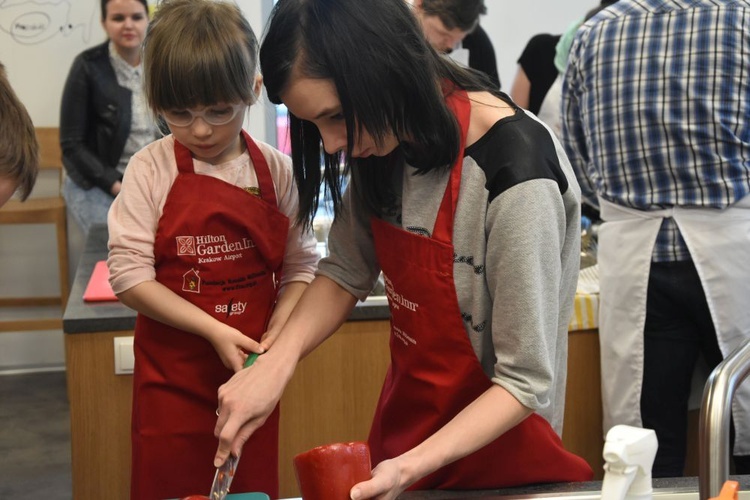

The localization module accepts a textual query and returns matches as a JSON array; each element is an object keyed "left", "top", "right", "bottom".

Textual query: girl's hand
[
  {"left": 350, "top": 457, "right": 407, "bottom": 500},
  {"left": 259, "top": 324, "right": 282, "bottom": 351},
  {"left": 208, "top": 325, "right": 263, "bottom": 372}
]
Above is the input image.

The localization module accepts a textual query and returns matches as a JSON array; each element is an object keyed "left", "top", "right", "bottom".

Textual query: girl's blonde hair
[{"left": 143, "top": 0, "right": 259, "bottom": 112}]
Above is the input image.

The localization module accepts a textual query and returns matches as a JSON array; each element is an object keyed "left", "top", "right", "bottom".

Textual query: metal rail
[{"left": 699, "top": 339, "right": 750, "bottom": 500}]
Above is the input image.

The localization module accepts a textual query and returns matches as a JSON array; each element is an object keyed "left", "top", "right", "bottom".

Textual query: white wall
[{"left": 0, "top": 0, "right": 596, "bottom": 371}]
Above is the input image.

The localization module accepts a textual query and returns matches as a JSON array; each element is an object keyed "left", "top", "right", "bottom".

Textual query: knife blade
[
  {"left": 209, "top": 453, "right": 239, "bottom": 500},
  {"left": 209, "top": 352, "right": 261, "bottom": 500}
]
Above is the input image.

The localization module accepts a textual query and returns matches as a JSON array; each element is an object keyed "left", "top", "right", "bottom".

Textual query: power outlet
[{"left": 113, "top": 336, "right": 135, "bottom": 375}]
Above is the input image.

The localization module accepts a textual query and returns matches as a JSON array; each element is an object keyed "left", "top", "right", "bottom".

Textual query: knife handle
[{"left": 243, "top": 352, "right": 260, "bottom": 368}]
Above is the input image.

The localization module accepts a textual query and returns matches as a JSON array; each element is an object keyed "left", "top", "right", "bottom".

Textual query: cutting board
[
  {"left": 168, "top": 494, "right": 270, "bottom": 500},
  {"left": 82, "top": 260, "right": 118, "bottom": 302}
]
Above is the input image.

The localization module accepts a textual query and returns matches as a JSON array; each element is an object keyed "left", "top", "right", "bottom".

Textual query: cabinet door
[{"left": 278, "top": 320, "right": 391, "bottom": 498}]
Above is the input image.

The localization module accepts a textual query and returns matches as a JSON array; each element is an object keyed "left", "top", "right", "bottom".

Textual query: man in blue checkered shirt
[{"left": 561, "top": 0, "right": 750, "bottom": 477}]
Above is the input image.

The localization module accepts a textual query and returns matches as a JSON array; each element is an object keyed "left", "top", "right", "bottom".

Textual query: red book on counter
[{"left": 83, "top": 260, "right": 118, "bottom": 302}]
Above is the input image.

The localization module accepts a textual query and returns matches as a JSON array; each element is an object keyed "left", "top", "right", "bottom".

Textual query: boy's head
[
  {"left": 0, "top": 62, "right": 38, "bottom": 206},
  {"left": 143, "top": 0, "right": 260, "bottom": 113},
  {"left": 412, "top": 0, "right": 486, "bottom": 53}
]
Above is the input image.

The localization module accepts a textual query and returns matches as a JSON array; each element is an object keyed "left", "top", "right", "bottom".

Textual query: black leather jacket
[{"left": 60, "top": 42, "right": 132, "bottom": 192}]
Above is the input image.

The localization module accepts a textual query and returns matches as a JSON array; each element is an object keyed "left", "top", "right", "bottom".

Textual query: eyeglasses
[{"left": 161, "top": 103, "right": 246, "bottom": 127}]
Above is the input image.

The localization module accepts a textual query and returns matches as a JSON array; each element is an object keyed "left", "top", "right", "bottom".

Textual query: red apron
[
  {"left": 368, "top": 90, "right": 593, "bottom": 490},
  {"left": 130, "top": 131, "right": 287, "bottom": 500}
]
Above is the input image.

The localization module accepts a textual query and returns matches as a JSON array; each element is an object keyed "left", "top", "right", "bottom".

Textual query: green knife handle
[{"left": 243, "top": 352, "right": 260, "bottom": 368}]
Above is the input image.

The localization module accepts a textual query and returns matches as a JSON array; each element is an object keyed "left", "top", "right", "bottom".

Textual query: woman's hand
[
  {"left": 213, "top": 277, "right": 358, "bottom": 467},
  {"left": 350, "top": 385, "right": 534, "bottom": 499},
  {"left": 350, "top": 457, "right": 408, "bottom": 500},
  {"left": 214, "top": 351, "right": 294, "bottom": 465},
  {"left": 207, "top": 325, "right": 263, "bottom": 372}
]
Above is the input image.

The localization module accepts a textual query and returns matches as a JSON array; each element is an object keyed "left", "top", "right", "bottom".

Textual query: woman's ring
[{"left": 216, "top": 408, "right": 220, "bottom": 416}]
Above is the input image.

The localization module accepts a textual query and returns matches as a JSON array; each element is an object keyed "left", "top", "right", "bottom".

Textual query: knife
[{"left": 209, "top": 352, "right": 261, "bottom": 500}]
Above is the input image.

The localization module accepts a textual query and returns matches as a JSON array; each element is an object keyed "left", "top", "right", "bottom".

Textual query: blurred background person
[
  {"left": 510, "top": 0, "right": 618, "bottom": 134},
  {"left": 562, "top": 0, "right": 750, "bottom": 477},
  {"left": 0, "top": 62, "right": 38, "bottom": 208},
  {"left": 60, "top": 0, "right": 158, "bottom": 235},
  {"left": 411, "top": 0, "right": 501, "bottom": 89},
  {"left": 509, "top": 32, "right": 560, "bottom": 116}
]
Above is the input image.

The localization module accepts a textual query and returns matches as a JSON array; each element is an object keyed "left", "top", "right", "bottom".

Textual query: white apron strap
[
  {"left": 672, "top": 198, "right": 750, "bottom": 455},
  {"left": 597, "top": 198, "right": 666, "bottom": 436}
]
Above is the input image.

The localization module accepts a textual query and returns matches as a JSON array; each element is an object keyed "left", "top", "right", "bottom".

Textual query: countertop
[
  {"left": 62, "top": 224, "right": 389, "bottom": 334},
  {"left": 399, "top": 476, "right": 750, "bottom": 498}
]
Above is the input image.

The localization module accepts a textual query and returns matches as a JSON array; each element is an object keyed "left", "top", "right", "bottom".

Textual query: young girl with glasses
[{"left": 106, "top": 1, "right": 319, "bottom": 498}]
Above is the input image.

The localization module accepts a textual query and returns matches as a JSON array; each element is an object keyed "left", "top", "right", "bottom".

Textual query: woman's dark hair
[
  {"left": 260, "top": 0, "right": 496, "bottom": 228},
  {"left": 101, "top": 0, "right": 150, "bottom": 21}
]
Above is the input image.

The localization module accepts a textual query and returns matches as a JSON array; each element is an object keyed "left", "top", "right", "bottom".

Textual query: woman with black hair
[{"left": 214, "top": 0, "right": 593, "bottom": 496}]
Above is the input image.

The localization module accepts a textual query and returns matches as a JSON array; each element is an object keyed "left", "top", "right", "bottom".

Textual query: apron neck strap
[
  {"left": 432, "top": 88, "right": 471, "bottom": 243},
  {"left": 173, "top": 138, "right": 194, "bottom": 175},
  {"left": 242, "top": 130, "right": 278, "bottom": 207},
  {"left": 172, "top": 131, "right": 279, "bottom": 207}
]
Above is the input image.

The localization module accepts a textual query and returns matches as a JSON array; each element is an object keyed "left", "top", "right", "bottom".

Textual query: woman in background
[{"left": 60, "top": 0, "right": 158, "bottom": 235}]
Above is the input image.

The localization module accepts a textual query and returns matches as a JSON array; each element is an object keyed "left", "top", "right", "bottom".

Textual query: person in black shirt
[
  {"left": 510, "top": 33, "right": 561, "bottom": 115},
  {"left": 509, "top": 1, "right": 618, "bottom": 115}
]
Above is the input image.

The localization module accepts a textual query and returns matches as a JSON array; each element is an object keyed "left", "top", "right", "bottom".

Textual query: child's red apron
[
  {"left": 368, "top": 90, "right": 593, "bottom": 490},
  {"left": 130, "top": 131, "right": 288, "bottom": 500}
]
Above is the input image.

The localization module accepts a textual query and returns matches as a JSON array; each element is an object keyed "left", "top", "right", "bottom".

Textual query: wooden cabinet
[
  {"left": 65, "top": 320, "right": 610, "bottom": 499},
  {"left": 65, "top": 330, "right": 135, "bottom": 500},
  {"left": 64, "top": 320, "right": 391, "bottom": 500},
  {"left": 561, "top": 328, "right": 605, "bottom": 479},
  {"left": 278, "top": 320, "right": 390, "bottom": 497}
]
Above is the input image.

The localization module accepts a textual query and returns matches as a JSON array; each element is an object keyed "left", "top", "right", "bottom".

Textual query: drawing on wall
[{"left": 0, "top": 0, "right": 98, "bottom": 45}]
